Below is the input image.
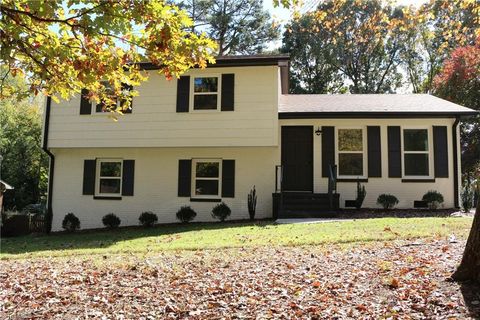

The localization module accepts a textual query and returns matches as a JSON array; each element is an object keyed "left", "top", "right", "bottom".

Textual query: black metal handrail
[{"left": 328, "top": 164, "right": 337, "bottom": 209}]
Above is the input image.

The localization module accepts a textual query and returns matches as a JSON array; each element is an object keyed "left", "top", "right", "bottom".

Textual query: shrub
[
  {"left": 62, "top": 213, "right": 80, "bottom": 232},
  {"left": 102, "top": 213, "right": 121, "bottom": 229},
  {"left": 176, "top": 206, "right": 197, "bottom": 223},
  {"left": 139, "top": 211, "right": 158, "bottom": 227},
  {"left": 376, "top": 194, "right": 399, "bottom": 210},
  {"left": 422, "top": 190, "right": 444, "bottom": 209},
  {"left": 211, "top": 202, "right": 231, "bottom": 222},
  {"left": 355, "top": 180, "right": 366, "bottom": 210},
  {"left": 461, "top": 183, "right": 474, "bottom": 213},
  {"left": 247, "top": 186, "right": 257, "bottom": 221}
]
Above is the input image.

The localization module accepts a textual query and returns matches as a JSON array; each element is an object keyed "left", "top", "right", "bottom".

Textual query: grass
[{"left": 0, "top": 217, "right": 473, "bottom": 260}]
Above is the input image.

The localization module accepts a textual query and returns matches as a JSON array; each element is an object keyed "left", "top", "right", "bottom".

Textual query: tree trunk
[{"left": 452, "top": 200, "right": 480, "bottom": 282}]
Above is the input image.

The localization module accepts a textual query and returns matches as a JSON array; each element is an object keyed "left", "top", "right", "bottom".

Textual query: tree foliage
[
  {"left": 0, "top": 0, "right": 216, "bottom": 112},
  {"left": 0, "top": 71, "right": 48, "bottom": 210},
  {"left": 179, "top": 0, "right": 279, "bottom": 56}
]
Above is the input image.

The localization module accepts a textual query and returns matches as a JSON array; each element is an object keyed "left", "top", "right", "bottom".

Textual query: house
[
  {"left": 0, "top": 180, "right": 14, "bottom": 214},
  {"left": 42, "top": 54, "right": 477, "bottom": 231}
]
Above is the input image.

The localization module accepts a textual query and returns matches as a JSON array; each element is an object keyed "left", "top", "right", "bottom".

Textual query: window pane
[
  {"left": 196, "top": 162, "right": 219, "bottom": 178},
  {"left": 194, "top": 94, "right": 217, "bottom": 110},
  {"left": 338, "top": 129, "right": 363, "bottom": 151},
  {"left": 404, "top": 154, "right": 429, "bottom": 176},
  {"left": 404, "top": 129, "right": 428, "bottom": 151},
  {"left": 339, "top": 153, "right": 363, "bottom": 176},
  {"left": 194, "top": 77, "right": 218, "bottom": 92},
  {"left": 99, "top": 179, "right": 121, "bottom": 194},
  {"left": 195, "top": 179, "right": 219, "bottom": 196},
  {"left": 100, "top": 162, "right": 121, "bottom": 177}
]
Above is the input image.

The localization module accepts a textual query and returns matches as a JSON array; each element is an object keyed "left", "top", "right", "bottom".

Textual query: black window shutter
[
  {"left": 176, "top": 76, "right": 190, "bottom": 112},
  {"left": 122, "top": 160, "right": 135, "bottom": 196},
  {"left": 222, "top": 160, "right": 235, "bottom": 197},
  {"left": 367, "top": 126, "right": 382, "bottom": 177},
  {"left": 80, "top": 89, "right": 92, "bottom": 115},
  {"left": 321, "top": 126, "right": 335, "bottom": 177},
  {"left": 387, "top": 126, "right": 401, "bottom": 178},
  {"left": 433, "top": 126, "right": 449, "bottom": 177},
  {"left": 82, "top": 160, "right": 96, "bottom": 195},
  {"left": 221, "top": 74, "right": 235, "bottom": 111},
  {"left": 178, "top": 159, "right": 192, "bottom": 197},
  {"left": 121, "top": 83, "right": 133, "bottom": 114}
]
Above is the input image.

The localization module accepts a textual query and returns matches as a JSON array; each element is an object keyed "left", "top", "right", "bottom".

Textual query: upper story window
[
  {"left": 402, "top": 128, "right": 431, "bottom": 177},
  {"left": 337, "top": 128, "right": 365, "bottom": 177},
  {"left": 96, "top": 159, "right": 122, "bottom": 196},
  {"left": 193, "top": 77, "right": 220, "bottom": 110},
  {"left": 94, "top": 81, "right": 118, "bottom": 113},
  {"left": 192, "top": 159, "right": 221, "bottom": 198}
]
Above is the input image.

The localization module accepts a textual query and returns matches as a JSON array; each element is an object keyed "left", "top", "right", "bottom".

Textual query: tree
[
  {"left": 0, "top": 71, "right": 48, "bottom": 210},
  {"left": 282, "top": 14, "right": 344, "bottom": 93},
  {"left": 283, "top": 0, "right": 409, "bottom": 94},
  {"left": 433, "top": 40, "right": 480, "bottom": 178},
  {"left": 1, "top": 0, "right": 216, "bottom": 111},
  {"left": 401, "top": 0, "right": 480, "bottom": 93},
  {"left": 179, "top": 0, "right": 279, "bottom": 56}
]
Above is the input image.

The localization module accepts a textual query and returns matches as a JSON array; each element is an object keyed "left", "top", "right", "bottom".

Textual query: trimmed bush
[
  {"left": 211, "top": 202, "right": 231, "bottom": 222},
  {"left": 461, "top": 184, "right": 474, "bottom": 213},
  {"left": 247, "top": 186, "right": 257, "bottom": 221},
  {"left": 176, "top": 206, "right": 197, "bottom": 223},
  {"left": 102, "top": 213, "right": 121, "bottom": 229},
  {"left": 422, "top": 190, "right": 444, "bottom": 209},
  {"left": 139, "top": 211, "right": 158, "bottom": 227},
  {"left": 62, "top": 213, "right": 80, "bottom": 232},
  {"left": 376, "top": 194, "right": 399, "bottom": 210}
]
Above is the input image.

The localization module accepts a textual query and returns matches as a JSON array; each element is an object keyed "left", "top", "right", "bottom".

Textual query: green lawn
[{"left": 0, "top": 217, "right": 473, "bottom": 259}]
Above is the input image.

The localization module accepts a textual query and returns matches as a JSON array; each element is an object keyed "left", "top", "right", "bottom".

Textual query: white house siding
[
  {"left": 50, "top": 147, "right": 278, "bottom": 231},
  {"left": 278, "top": 118, "right": 460, "bottom": 209},
  {"left": 47, "top": 66, "right": 279, "bottom": 148}
]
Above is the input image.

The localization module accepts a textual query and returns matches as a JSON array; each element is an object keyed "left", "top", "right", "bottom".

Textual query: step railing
[
  {"left": 275, "top": 165, "right": 283, "bottom": 218},
  {"left": 328, "top": 164, "right": 337, "bottom": 209}
]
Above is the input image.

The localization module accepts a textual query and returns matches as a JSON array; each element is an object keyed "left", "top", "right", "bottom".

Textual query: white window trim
[
  {"left": 191, "top": 159, "right": 222, "bottom": 199},
  {"left": 401, "top": 127, "right": 433, "bottom": 179},
  {"left": 95, "top": 158, "right": 123, "bottom": 197},
  {"left": 190, "top": 75, "right": 222, "bottom": 112},
  {"left": 335, "top": 127, "right": 367, "bottom": 179}
]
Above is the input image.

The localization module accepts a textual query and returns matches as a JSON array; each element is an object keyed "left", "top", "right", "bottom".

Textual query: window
[
  {"left": 93, "top": 81, "right": 118, "bottom": 113},
  {"left": 193, "top": 77, "right": 219, "bottom": 110},
  {"left": 96, "top": 159, "right": 122, "bottom": 196},
  {"left": 337, "top": 128, "right": 365, "bottom": 177},
  {"left": 192, "top": 160, "right": 221, "bottom": 197},
  {"left": 403, "top": 128, "right": 430, "bottom": 176}
]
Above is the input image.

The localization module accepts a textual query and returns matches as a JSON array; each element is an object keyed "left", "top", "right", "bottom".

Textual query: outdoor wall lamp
[{"left": 315, "top": 127, "right": 322, "bottom": 136}]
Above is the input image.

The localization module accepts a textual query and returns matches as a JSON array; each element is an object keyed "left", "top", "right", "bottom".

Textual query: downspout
[
  {"left": 452, "top": 116, "right": 460, "bottom": 208},
  {"left": 42, "top": 96, "right": 54, "bottom": 233}
]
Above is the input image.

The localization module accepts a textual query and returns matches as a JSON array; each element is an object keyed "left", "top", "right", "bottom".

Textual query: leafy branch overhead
[{"left": 0, "top": 0, "right": 217, "bottom": 112}]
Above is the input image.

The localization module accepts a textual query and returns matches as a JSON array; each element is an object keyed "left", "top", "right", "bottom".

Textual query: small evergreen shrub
[
  {"left": 461, "top": 183, "right": 474, "bottom": 213},
  {"left": 211, "top": 202, "right": 231, "bottom": 222},
  {"left": 355, "top": 180, "right": 367, "bottom": 210},
  {"left": 176, "top": 206, "right": 197, "bottom": 223},
  {"left": 139, "top": 211, "right": 158, "bottom": 227},
  {"left": 376, "top": 194, "right": 399, "bottom": 210},
  {"left": 102, "top": 213, "right": 121, "bottom": 229},
  {"left": 247, "top": 186, "right": 257, "bottom": 221},
  {"left": 62, "top": 213, "right": 80, "bottom": 232},
  {"left": 422, "top": 190, "right": 444, "bottom": 209}
]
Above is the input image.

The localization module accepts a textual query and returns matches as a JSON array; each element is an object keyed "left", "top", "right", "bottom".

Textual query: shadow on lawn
[
  {"left": 0, "top": 220, "right": 274, "bottom": 256},
  {"left": 460, "top": 281, "right": 480, "bottom": 318}
]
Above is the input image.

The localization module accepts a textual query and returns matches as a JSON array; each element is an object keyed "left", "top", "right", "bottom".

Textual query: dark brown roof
[{"left": 279, "top": 94, "right": 477, "bottom": 118}]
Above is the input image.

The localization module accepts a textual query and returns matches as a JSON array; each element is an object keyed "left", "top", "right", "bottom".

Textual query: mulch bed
[
  {"left": 335, "top": 208, "right": 459, "bottom": 219},
  {"left": 1, "top": 240, "right": 480, "bottom": 319}
]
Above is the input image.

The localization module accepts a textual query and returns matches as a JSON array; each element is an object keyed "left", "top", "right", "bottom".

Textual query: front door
[{"left": 281, "top": 126, "right": 313, "bottom": 192}]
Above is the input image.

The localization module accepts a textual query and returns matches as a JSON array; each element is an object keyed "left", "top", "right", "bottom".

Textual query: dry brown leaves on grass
[{"left": 1, "top": 240, "right": 480, "bottom": 319}]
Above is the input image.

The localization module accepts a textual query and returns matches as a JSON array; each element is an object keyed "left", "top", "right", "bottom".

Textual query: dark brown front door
[{"left": 281, "top": 126, "right": 313, "bottom": 192}]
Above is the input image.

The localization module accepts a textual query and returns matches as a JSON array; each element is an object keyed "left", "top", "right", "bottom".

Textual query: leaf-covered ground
[{"left": 2, "top": 239, "right": 479, "bottom": 319}]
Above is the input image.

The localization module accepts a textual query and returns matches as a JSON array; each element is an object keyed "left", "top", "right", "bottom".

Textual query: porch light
[{"left": 315, "top": 127, "right": 322, "bottom": 136}]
